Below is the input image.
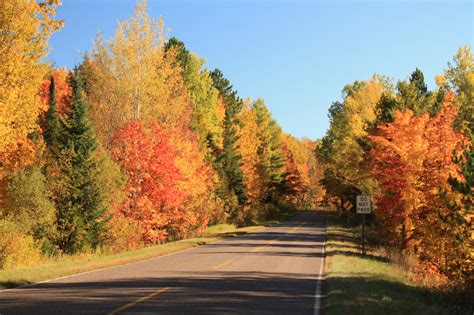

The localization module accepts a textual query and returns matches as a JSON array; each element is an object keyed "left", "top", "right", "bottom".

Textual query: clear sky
[{"left": 48, "top": 0, "right": 473, "bottom": 139}]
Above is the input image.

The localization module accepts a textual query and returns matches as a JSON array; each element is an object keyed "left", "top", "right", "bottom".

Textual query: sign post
[{"left": 356, "top": 195, "right": 371, "bottom": 255}]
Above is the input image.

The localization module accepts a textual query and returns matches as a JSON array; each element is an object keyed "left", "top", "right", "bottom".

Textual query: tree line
[
  {"left": 317, "top": 47, "right": 473, "bottom": 287},
  {"left": 0, "top": 1, "right": 323, "bottom": 267},
  {"left": 1, "top": 1, "right": 471, "bottom": 293}
]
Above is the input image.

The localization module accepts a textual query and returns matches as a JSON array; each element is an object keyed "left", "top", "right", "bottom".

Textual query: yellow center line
[
  {"left": 108, "top": 287, "right": 170, "bottom": 315},
  {"left": 212, "top": 259, "right": 234, "bottom": 269},
  {"left": 250, "top": 246, "right": 264, "bottom": 252},
  {"left": 289, "top": 226, "right": 299, "bottom": 233},
  {"left": 247, "top": 217, "right": 311, "bottom": 253}
]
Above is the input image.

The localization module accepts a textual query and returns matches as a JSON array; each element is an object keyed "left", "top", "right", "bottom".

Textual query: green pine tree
[
  {"left": 375, "top": 92, "right": 398, "bottom": 124},
  {"left": 210, "top": 69, "right": 247, "bottom": 218},
  {"left": 46, "top": 69, "right": 107, "bottom": 254},
  {"left": 396, "top": 68, "right": 432, "bottom": 116},
  {"left": 253, "top": 99, "right": 285, "bottom": 202}
]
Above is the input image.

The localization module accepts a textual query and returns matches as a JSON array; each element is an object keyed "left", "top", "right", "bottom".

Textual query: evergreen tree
[
  {"left": 210, "top": 69, "right": 247, "bottom": 214},
  {"left": 47, "top": 69, "right": 107, "bottom": 253},
  {"left": 375, "top": 93, "right": 398, "bottom": 124},
  {"left": 441, "top": 130, "right": 473, "bottom": 281},
  {"left": 396, "top": 68, "right": 432, "bottom": 116},
  {"left": 253, "top": 99, "right": 285, "bottom": 202},
  {"left": 430, "top": 86, "right": 447, "bottom": 117},
  {"left": 410, "top": 68, "right": 428, "bottom": 96},
  {"left": 164, "top": 37, "right": 192, "bottom": 78}
]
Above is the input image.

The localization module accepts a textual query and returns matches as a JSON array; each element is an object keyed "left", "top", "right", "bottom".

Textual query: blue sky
[{"left": 49, "top": 0, "right": 473, "bottom": 139}]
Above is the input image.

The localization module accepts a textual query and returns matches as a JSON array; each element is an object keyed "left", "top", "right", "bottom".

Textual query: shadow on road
[
  {"left": 0, "top": 271, "right": 319, "bottom": 314},
  {"left": 0, "top": 210, "right": 329, "bottom": 314}
]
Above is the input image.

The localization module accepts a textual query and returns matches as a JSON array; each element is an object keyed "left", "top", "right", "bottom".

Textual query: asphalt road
[{"left": 0, "top": 211, "right": 326, "bottom": 315}]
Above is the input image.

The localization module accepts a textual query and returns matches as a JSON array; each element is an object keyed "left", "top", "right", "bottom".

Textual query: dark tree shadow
[{"left": 0, "top": 272, "right": 321, "bottom": 315}]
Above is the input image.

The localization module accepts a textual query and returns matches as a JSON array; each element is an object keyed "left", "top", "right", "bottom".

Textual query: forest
[
  {"left": 0, "top": 0, "right": 324, "bottom": 265},
  {"left": 0, "top": 0, "right": 471, "bottom": 295},
  {"left": 318, "top": 49, "right": 473, "bottom": 288}
]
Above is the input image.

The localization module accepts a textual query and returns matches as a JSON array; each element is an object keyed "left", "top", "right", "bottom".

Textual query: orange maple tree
[
  {"left": 370, "top": 92, "right": 465, "bottom": 276},
  {"left": 112, "top": 121, "right": 185, "bottom": 243}
]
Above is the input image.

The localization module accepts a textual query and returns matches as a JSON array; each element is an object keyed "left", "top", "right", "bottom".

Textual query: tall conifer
[
  {"left": 210, "top": 69, "right": 247, "bottom": 218},
  {"left": 48, "top": 70, "right": 107, "bottom": 253}
]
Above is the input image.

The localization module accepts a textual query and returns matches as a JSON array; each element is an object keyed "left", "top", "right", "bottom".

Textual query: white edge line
[{"left": 313, "top": 216, "right": 326, "bottom": 315}]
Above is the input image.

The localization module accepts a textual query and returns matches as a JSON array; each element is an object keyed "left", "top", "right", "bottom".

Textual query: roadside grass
[
  {"left": 324, "top": 212, "right": 453, "bottom": 315},
  {"left": 0, "top": 223, "right": 262, "bottom": 290}
]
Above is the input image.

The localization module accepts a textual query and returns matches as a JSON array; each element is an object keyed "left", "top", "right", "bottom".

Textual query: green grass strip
[{"left": 324, "top": 213, "right": 452, "bottom": 315}]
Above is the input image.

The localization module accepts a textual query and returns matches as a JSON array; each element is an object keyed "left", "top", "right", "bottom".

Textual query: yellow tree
[
  {"left": 443, "top": 45, "right": 473, "bottom": 131},
  {"left": 238, "top": 98, "right": 260, "bottom": 204},
  {"left": 82, "top": 0, "right": 191, "bottom": 147},
  {"left": 81, "top": 1, "right": 226, "bottom": 234},
  {"left": 0, "top": 0, "right": 62, "bottom": 176},
  {"left": 164, "top": 38, "right": 224, "bottom": 153},
  {"left": 319, "top": 76, "right": 385, "bottom": 205},
  {"left": 332, "top": 77, "right": 384, "bottom": 181},
  {"left": 170, "top": 128, "right": 223, "bottom": 234}
]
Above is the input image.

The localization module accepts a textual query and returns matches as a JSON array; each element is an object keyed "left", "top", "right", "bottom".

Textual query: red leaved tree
[
  {"left": 112, "top": 121, "right": 184, "bottom": 243},
  {"left": 369, "top": 110, "right": 429, "bottom": 249}
]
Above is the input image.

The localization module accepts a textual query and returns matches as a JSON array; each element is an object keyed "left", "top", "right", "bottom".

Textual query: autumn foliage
[
  {"left": 39, "top": 68, "right": 72, "bottom": 115},
  {"left": 0, "top": 0, "right": 471, "bottom": 295},
  {"left": 0, "top": 0, "right": 324, "bottom": 270},
  {"left": 320, "top": 54, "right": 473, "bottom": 287},
  {"left": 112, "top": 121, "right": 184, "bottom": 243}
]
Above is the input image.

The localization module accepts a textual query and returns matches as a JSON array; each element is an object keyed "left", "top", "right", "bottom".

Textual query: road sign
[
  {"left": 343, "top": 200, "right": 353, "bottom": 211},
  {"left": 356, "top": 195, "right": 371, "bottom": 214},
  {"left": 357, "top": 195, "right": 371, "bottom": 255}
]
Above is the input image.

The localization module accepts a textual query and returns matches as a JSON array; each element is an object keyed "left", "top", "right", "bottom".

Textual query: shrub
[
  {"left": 4, "top": 166, "right": 56, "bottom": 241},
  {"left": 105, "top": 215, "right": 143, "bottom": 253},
  {"left": 0, "top": 219, "right": 40, "bottom": 269}
]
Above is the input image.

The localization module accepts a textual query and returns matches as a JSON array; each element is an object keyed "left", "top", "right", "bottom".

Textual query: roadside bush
[
  {"left": 4, "top": 166, "right": 56, "bottom": 241},
  {"left": 94, "top": 151, "right": 127, "bottom": 214},
  {"left": 265, "top": 200, "right": 295, "bottom": 220},
  {"left": 235, "top": 205, "right": 260, "bottom": 226},
  {"left": 105, "top": 215, "right": 143, "bottom": 253},
  {"left": 0, "top": 219, "right": 41, "bottom": 269}
]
